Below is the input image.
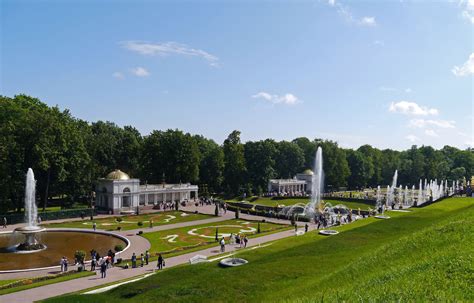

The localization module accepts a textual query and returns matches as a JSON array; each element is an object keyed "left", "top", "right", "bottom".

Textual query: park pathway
[{"left": 0, "top": 227, "right": 306, "bottom": 303}]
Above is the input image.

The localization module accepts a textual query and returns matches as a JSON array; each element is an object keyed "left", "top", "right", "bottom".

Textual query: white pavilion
[
  {"left": 267, "top": 169, "right": 314, "bottom": 194},
  {"left": 95, "top": 169, "right": 199, "bottom": 214}
]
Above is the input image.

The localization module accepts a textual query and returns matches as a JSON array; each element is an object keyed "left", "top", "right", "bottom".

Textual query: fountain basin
[
  {"left": 0, "top": 229, "right": 129, "bottom": 272},
  {"left": 319, "top": 230, "right": 339, "bottom": 236},
  {"left": 375, "top": 215, "right": 391, "bottom": 219},
  {"left": 219, "top": 258, "right": 248, "bottom": 267}
]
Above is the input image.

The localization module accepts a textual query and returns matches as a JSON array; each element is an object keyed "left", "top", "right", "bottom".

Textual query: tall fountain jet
[
  {"left": 305, "top": 147, "right": 324, "bottom": 216},
  {"left": 25, "top": 168, "right": 38, "bottom": 228},
  {"left": 418, "top": 179, "right": 423, "bottom": 205},
  {"left": 14, "top": 168, "right": 46, "bottom": 252},
  {"left": 386, "top": 170, "right": 398, "bottom": 207}
]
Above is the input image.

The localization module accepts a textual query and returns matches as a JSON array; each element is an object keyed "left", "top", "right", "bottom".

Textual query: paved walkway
[{"left": 0, "top": 227, "right": 306, "bottom": 303}]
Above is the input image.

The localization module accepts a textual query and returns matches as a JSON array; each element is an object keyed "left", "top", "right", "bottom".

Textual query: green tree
[{"left": 223, "top": 131, "right": 246, "bottom": 195}]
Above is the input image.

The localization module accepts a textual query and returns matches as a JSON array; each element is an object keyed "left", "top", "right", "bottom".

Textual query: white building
[
  {"left": 267, "top": 169, "right": 314, "bottom": 194},
  {"left": 95, "top": 169, "right": 199, "bottom": 214}
]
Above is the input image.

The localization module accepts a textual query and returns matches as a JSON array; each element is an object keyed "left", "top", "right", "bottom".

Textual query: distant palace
[
  {"left": 95, "top": 169, "right": 199, "bottom": 214},
  {"left": 267, "top": 169, "right": 314, "bottom": 195}
]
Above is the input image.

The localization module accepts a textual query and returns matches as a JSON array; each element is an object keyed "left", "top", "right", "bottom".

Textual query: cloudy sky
[{"left": 1, "top": 0, "right": 472, "bottom": 150}]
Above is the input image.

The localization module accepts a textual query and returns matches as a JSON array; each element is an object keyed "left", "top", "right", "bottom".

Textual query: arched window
[{"left": 122, "top": 187, "right": 131, "bottom": 208}]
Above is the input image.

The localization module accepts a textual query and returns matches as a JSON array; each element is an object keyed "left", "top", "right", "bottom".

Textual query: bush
[
  {"left": 116, "top": 217, "right": 123, "bottom": 223},
  {"left": 117, "top": 226, "right": 122, "bottom": 231},
  {"left": 114, "top": 244, "right": 124, "bottom": 252},
  {"left": 137, "top": 221, "right": 143, "bottom": 227},
  {"left": 137, "top": 230, "right": 143, "bottom": 235},
  {"left": 74, "top": 250, "right": 86, "bottom": 264}
]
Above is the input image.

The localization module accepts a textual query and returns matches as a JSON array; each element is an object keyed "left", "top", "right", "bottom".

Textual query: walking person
[
  {"left": 60, "top": 257, "right": 65, "bottom": 272},
  {"left": 100, "top": 260, "right": 107, "bottom": 278},
  {"left": 64, "top": 257, "right": 68, "bottom": 272},
  {"left": 145, "top": 251, "right": 150, "bottom": 265},
  {"left": 220, "top": 237, "right": 225, "bottom": 252},
  {"left": 91, "top": 257, "right": 96, "bottom": 271},
  {"left": 140, "top": 253, "right": 144, "bottom": 267},
  {"left": 243, "top": 235, "right": 248, "bottom": 248},
  {"left": 157, "top": 254, "right": 164, "bottom": 270},
  {"left": 3, "top": 217, "right": 7, "bottom": 228},
  {"left": 131, "top": 253, "right": 137, "bottom": 268},
  {"left": 93, "top": 222, "right": 97, "bottom": 231},
  {"left": 305, "top": 223, "right": 309, "bottom": 233}
]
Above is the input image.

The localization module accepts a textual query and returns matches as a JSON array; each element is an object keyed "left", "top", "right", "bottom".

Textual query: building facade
[
  {"left": 267, "top": 169, "right": 314, "bottom": 194},
  {"left": 95, "top": 169, "right": 198, "bottom": 214}
]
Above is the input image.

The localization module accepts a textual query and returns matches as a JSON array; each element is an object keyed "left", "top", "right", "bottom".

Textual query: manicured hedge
[{"left": 0, "top": 208, "right": 96, "bottom": 224}]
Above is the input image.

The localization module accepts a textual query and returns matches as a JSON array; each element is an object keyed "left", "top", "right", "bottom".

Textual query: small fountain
[
  {"left": 219, "top": 257, "right": 248, "bottom": 267},
  {"left": 13, "top": 168, "right": 46, "bottom": 252}
]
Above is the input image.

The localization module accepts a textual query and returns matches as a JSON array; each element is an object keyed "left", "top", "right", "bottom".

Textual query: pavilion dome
[
  {"left": 302, "top": 169, "right": 314, "bottom": 175},
  {"left": 105, "top": 169, "right": 130, "bottom": 180}
]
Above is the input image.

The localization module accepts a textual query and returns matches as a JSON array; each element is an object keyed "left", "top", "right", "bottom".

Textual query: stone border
[{"left": 0, "top": 228, "right": 130, "bottom": 274}]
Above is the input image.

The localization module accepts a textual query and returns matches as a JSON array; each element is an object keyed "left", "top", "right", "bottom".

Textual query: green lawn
[
  {"left": 228, "top": 196, "right": 375, "bottom": 210},
  {"left": 141, "top": 219, "right": 290, "bottom": 258},
  {"left": 42, "top": 211, "right": 211, "bottom": 231},
  {"left": 44, "top": 197, "right": 473, "bottom": 302},
  {"left": 0, "top": 271, "right": 94, "bottom": 295}
]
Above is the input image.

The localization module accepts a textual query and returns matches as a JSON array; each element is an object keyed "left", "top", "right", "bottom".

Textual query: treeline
[{"left": 1, "top": 95, "right": 473, "bottom": 212}]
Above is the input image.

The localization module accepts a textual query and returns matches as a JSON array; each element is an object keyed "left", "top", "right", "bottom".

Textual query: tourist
[
  {"left": 91, "top": 256, "right": 96, "bottom": 271},
  {"left": 37, "top": 216, "right": 41, "bottom": 224},
  {"left": 157, "top": 254, "right": 164, "bottom": 270},
  {"left": 100, "top": 260, "right": 107, "bottom": 278},
  {"left": 60, "top": 257, "right": 65, "bottom": 272},
  {"left": 243, "top": 235, "right": 248, "bottom": 248},
  {"left": 220, "top": 237, "right": 225, "bottom": 252},
  {"left": 305, "top": 223, "right": 309, "bottom": 233},
  {"left": 236, "top": 234, "right": 241, "bottom": 246},
  {"left": 64, "top": 257, "right": 68, "bottom": 272},
  {"left": 2, "top": 217, "right": 6, "bottom": 228},
  {"left": 140, "top": 253, "right": 144, "bottom": 267},
  {"left": 131, "top": 253, "right": 137, "bottom": 268},
  {"left": 93, "top": 222, "right": 97, "bottom": 231},
  {"left": 229, "top": 233, "right": 235, "bottom": 245},
  {"left": 145, "top": 250, "right": 150, "bottom": 265}
]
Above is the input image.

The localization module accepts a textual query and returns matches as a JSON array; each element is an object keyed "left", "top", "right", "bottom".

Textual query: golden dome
[
  {"left": 105, "top": 169, "right": 130, "bottom": 180},
  {"left": 302, "top": 169, "right": 314, "bottom": 175}
]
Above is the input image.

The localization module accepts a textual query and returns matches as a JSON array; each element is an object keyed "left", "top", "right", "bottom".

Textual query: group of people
[
  {"left": 129, "top": 251, "right": 165, "bottom": 270},
  {"left": 89, "top": 249, "right": 115, "bottom": 278},
  {"left": 220, "top": 233, "right": 249, "bottom": 252},
  {"left": 60, "top": 256, "right": 69, "bottom": 272}
]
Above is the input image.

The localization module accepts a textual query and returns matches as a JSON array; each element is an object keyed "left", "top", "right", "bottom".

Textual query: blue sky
[{"left": 1, "top": 0, "right": 473, "bottom": 150}]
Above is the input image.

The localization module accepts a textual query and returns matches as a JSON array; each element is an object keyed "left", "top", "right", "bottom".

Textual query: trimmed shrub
[
  {"left": 114, "top": 244, "right": 124, "bottom": 252},
  {"left": 137, "top": 221, "right": 143, "bottom": 227}
]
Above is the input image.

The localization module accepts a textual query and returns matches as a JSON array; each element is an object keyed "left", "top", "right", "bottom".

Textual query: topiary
[
  {"left": 114, "top": 244, "right": 124, "bottom": 252},
  {"left": 137, "top": 221, "right": 143, "bottom": 227},
  {"left": 116, "top": 217, "right": 123, "bottom": 223}
]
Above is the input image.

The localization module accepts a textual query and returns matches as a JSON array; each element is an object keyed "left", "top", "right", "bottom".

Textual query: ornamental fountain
[{"left": 13, "top": 168, "right": 46, "bottom": 252}]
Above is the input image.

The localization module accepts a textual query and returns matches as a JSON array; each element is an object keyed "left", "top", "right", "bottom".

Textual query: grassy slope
[{"left": 43, "top": 197, "right": 473, "bottom": 303}]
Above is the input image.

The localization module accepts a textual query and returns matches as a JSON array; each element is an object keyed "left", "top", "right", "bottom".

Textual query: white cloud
[
  {"left": 460, "top": 0, "right": 474, "bottom": 23},
  {"left": 324, "top": 0, "right": 377, "bottom": 27},
  {"left": 452, "top": 53, "right": 474, "bottom": 76},
  {"left": 406, "top": 134, "right": 419, "bottom": 143},
  {"left": 424, "top": 129, "right": 439, "bottom": 137},
  {"left": 112, "top": 72, "right": 124, "bottom": 79},
  {"left": 121, "top": 41, "right": 219, "bottom": 67},
  {"left": 252, "top": 92, "right": 300, "bottom": 105},
  {"left": 360, "top": 16, "right": 377, "bottom": 26},
  {"left": 373, "top": 40, "right": 385, "bottom": 46},
  {"left": 389, "top": 101, "right": 439, "bottom": 116},
  {"left": 409, "top": 119, "right": 456, "bottom": 129},
  {"left": 404, "top": 88, "right": 412, "bottom": 93},
  {"left": 131, "top": 67, "right": 150, "bottom": 77}
]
